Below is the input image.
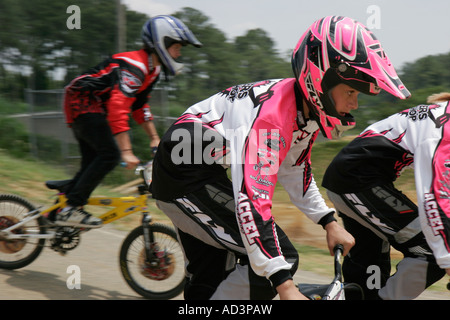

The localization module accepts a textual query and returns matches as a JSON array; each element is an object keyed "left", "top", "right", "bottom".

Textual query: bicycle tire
[
  {"left": 119, "top": 223, "right": 185, "bottom": 299},
  {"left": 0, "top": 194, "right": 46, "bottom": 269}
]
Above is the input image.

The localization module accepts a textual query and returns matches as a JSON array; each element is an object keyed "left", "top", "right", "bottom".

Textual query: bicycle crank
[{"left": 50, "top": 227, "right": 81, "bottom": 254}]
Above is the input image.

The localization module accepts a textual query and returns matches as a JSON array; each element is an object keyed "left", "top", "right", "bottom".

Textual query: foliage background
[{"left": 0, "top": 1, "right": 449, "bottom": 179}]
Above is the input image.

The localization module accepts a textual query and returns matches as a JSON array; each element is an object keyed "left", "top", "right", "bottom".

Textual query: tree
[
  {"left": 234, "top": 29, "right": 291, "bottom": 82},
  {"left": 171, "top": 7, "right": 291, "bottom": 109},
  {"left": 0, "top": 0, "right": 148, "bottom": 91},
  {"left": 400, "top": 53, "right": 450, "bottom": 91},
  {"left": 171, "top": 7, "right": 238, "bottom": 108}
]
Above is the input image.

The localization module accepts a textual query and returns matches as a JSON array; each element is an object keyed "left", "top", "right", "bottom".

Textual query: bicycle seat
[{"left": 45, "top": 180, "right": 73, "bottom": 193}]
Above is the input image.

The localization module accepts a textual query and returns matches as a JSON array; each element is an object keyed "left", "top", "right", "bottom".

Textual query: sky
[{"left": 122, "top": 0, "right": 450, "bottom": 70}]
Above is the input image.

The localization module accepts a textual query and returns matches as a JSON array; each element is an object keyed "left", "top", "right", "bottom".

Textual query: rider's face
[
  {"left": 167, "top": 43, "right": 182, "bottom": 59},
  {"left": 330, "top": 84, "right": 360, "bottom": 116}
]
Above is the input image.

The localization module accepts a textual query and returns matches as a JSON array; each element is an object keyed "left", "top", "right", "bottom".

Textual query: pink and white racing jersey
[
  {"left": 324, "top": 101, "right": 450, "bottom": 269},
  {"left": 152, "top": 78, "right": 335, "bottom": 279}
]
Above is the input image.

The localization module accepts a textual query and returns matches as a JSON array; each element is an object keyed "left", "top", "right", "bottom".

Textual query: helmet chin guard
[{"left": 292, "top": 16, "right": 410, "bottom": 139}]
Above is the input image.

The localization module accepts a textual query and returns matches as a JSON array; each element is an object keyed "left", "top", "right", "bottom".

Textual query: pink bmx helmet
[{"left": 292, "top": 16, "right": 410, "bottom": 139}]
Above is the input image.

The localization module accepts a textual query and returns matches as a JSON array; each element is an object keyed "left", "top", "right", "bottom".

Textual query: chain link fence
[{"left": 12, "top": 87, "right": 172, "bottom": 172}]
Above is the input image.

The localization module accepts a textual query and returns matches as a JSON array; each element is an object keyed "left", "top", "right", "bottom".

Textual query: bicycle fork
[{"left": 141, "top": 212, "right": 158, "bottom": 264}]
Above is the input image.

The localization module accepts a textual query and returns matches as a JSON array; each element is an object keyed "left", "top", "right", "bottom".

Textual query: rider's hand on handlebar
[
  {"left": 121, "top": 150, "right": 140, "bottom": 169},
  {"left": 150, "top": 138, "right": 160, "bottom": 149},
  {"left": 324, "top": 221, "right": 355, "bottom": 257},
  {"left": 276, "top": 279, "right": 309, "bottom": 300}
]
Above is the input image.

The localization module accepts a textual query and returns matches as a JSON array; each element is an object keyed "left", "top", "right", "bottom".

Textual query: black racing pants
[
  {"left": 327, "top": 184, "right": 445, "bottom": 300},
  {"left": 65, "top": 113, "right": 121, "bottom": 207},
  {"left": 156, "top": 180, "right": 299, "bottom": 300}
]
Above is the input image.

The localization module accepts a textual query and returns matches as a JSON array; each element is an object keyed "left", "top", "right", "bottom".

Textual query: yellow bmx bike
[{"left": 0, "top": 162, "right": 185, "bottom": 299}]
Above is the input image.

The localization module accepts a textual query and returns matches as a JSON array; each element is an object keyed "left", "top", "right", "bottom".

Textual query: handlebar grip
[
  {"left": 333, "top": 244, "right": 344, "bottom": 282},
  {"left": 334, "top": 244, "right": 344, "bottom": 255}
]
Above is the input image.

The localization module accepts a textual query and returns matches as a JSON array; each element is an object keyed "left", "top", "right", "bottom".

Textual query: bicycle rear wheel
[
  {"left": 0, "top": 194, "right": 46, "bottom": 269},
  {"left": 119, "top": 223, "right": 185, "bottom": 299}
]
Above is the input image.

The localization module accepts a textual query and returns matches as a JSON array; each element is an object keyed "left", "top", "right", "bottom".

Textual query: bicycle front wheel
[
  {"left": 0, "top": 194, "right": 46, "bottom": 269},
  {"left": 119, "top": 223, "right": 185, "bottom": 299}
]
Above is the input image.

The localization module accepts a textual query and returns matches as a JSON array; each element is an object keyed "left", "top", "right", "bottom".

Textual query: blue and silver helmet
[{"left": 142, "top": 15, "right": 202, "bottom": 75}]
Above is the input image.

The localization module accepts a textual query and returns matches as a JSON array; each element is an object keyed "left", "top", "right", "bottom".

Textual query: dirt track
[
  {"left": 0, "top": 208, "right": 449, "bottom": 300},
  {"left": 273, "top": 202, "right": 327, "bottom": 248},
  {"left": 0, "top": 225, "right": 140, "bottom": 300}
]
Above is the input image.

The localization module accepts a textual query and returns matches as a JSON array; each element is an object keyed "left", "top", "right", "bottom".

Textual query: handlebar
[
  {"left": 333, "top": 244, "right": 344, "bottom": 282},
  {"left": 334, "top": 244, "right": 344, "bottom": 255},
  {"left": 119, "top": 146, "right": 157, "bottom": 169},
  {"left": 119, "top": 161, "right": 153, "bottom": 191},
  {"left": 136, "top": 161, "right": 153, "bottom": 186},
  {"left": 134, "top": 162, "right": 151, "bottom": 173}
]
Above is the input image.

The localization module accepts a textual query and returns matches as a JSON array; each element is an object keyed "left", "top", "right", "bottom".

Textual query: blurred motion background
[{"left": 0, "top": 0, "right": 449, "bottom": 182}]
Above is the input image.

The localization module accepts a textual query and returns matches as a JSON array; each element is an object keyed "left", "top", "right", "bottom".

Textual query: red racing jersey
[{"left": 64, "top": 49, "right": 160, "bottom": 134}]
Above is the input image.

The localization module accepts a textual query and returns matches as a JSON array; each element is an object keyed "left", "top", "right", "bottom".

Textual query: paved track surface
[{"left": 0, "top": 225, "right": 449, "bottom": 300}]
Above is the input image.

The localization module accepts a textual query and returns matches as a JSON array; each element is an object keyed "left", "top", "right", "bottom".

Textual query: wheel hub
[
  {"left": 0, "top": 216, "right": 26, "bottom": 254},
  {"left": 138, "top": 245, "right": 175, "bottom": 280}
]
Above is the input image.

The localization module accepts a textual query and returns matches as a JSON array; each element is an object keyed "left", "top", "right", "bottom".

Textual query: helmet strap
[{"left": 294, "top": 82, "right": 303, "bottom": 108}]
